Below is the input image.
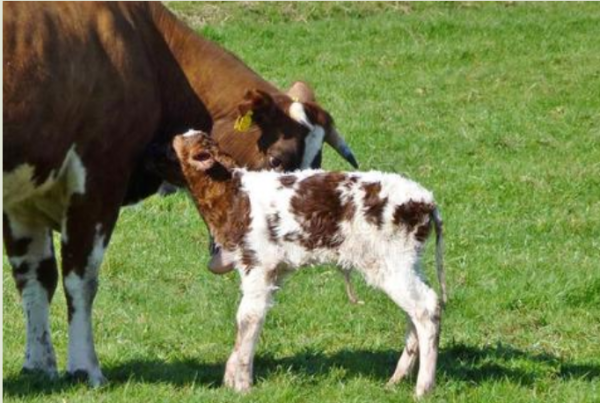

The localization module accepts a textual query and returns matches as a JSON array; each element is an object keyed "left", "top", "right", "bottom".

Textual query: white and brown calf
[{"left": 173, "top": 131, "right": 447, "bottom": 398}]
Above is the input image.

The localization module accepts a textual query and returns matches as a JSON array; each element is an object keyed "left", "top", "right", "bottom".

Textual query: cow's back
[{"left": 3, "top": 2, "right": 161, "bottom": 186}]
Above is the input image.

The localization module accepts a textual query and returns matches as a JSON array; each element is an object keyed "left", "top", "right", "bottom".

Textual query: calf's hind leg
[
  {"left": 387, "top": 317, "right": 418, "bottom": 385},
  {"left": 379, "top": 266, "right": 441, "bottom": 398}
]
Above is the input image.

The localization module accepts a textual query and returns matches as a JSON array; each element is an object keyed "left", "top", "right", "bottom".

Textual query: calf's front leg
[{"left": 225, "top": 268, "right": 275, "bottom": 392}]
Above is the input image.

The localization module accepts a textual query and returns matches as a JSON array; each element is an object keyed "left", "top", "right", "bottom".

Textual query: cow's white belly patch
[{"left": 3, "top": 147, "right": 87, "bottom": 231}]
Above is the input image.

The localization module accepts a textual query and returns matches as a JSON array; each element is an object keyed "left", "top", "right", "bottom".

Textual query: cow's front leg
[
  {"left": 225, "top": 268, "right": 275, "bottom": 392},
  {"left": 61, "top": 191, "right": 122, "bottom": 387},
  {"left": 4, "top": 213, "right": 58, "bottom": 378}
]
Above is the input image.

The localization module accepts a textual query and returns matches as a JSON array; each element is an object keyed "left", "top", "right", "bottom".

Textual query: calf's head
[{"left": 172, "top": 130, "right": 236, "bottom": 186}]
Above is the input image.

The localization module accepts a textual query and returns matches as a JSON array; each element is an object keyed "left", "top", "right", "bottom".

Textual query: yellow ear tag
[{"left": 234, "top": 111, "right": 253, "bottom": 132}]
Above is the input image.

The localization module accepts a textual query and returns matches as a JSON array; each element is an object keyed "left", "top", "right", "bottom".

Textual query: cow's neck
[{"left": 150, "top": 5, "right": 278, "bottom": 130}]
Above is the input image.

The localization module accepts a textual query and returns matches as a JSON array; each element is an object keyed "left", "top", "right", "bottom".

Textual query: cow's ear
[
  {"left": 189, "top": 150, "right": 215, "bottom": 171},
  {"left": 238, "top": 89, "right": 276, "bottom": 124}
]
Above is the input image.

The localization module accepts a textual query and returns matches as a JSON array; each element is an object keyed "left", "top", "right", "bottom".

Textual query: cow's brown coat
[{"left": 3, "top": 1, "right": 344, "bottom": 382}]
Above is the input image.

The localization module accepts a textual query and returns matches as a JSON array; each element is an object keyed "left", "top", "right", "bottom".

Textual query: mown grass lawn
[{"left": 3, "top": 2, "right": 600, "bottom": 402}]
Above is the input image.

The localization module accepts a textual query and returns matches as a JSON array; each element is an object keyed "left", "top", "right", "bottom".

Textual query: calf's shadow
[{"left": 4, "top": 343, "right": 599, "bottom": 397}]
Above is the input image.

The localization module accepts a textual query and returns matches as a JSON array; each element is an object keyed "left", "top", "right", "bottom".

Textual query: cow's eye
[{"left": 269, "top": 156, "right": 283, "bottom": 169}]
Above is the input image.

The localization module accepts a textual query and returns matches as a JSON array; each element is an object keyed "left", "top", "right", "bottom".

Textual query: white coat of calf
[{"left": 173, "top": 131, "right": 447, "bottom": 398}]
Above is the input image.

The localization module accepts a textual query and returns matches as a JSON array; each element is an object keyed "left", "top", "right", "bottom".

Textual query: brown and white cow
[
  {"left": 3, "top": 2, "right": 357, "bottom": 386},
  {"left": 172, "top": 131, "right": 447, "bottom": 397}
]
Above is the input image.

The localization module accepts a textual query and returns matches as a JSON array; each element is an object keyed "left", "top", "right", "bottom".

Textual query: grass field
[{"left": 3, "top": 2, "right": 600, "bottom": 402}]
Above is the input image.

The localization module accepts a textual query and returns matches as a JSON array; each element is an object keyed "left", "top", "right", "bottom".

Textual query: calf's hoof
[
  {"left": 415, "top": 382, "right": 434, "bottom": 399},
  {"left": 223, "top": 375, "right": 251, "bottom": 393},
  {"left": 224, "top": 356, "right": 238, "bottom": 388},
  {"left": 349, "top": 298, "right": 365, "bottom": 305},
  {"left": 385, "top": 377, "right": 401, "bottom": 388},
  {"left": 223, "top": 371, "right": 235, "bottom": 389},
  {"left": 233, "top": 378, "right": 252, "bottom": 393}
]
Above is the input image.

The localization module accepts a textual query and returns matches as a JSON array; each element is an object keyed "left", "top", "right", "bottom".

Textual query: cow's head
[
  {"left": 145, "top": 83, "right": 358, "bottom": 189},
  {"left": 211, "top": 83, "right": 358, "bottom": 172}
]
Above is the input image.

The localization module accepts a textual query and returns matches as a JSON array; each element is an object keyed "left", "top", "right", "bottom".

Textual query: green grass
[{"left": 4, "top": 2, "right": 600, "bottom": 402}]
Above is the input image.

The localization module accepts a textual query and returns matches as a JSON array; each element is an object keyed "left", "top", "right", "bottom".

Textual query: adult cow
[{"left": 3, "top": 1, "right": 357, "bottom": 386}]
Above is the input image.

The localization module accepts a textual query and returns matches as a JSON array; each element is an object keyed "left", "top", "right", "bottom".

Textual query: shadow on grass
[{"left": 4, "top": 343, "right": 599, "bottom": 397}]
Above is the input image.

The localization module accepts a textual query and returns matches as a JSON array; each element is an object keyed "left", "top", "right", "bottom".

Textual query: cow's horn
[
  {"left": 326, "top": 127, "right": 359, "bottom": 169},
  {"left": 288, "top": 102, "right": 314, "bottom": 130}
]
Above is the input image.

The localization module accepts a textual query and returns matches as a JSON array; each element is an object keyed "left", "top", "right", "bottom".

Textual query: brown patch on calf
[
  {"left": 265, "top": 264, "right": 287, "bottom": 285},
  {"left": 362, "top": 182, "right": 388, "bottom": 228},
  {"left": 342, "top": 198, "right": 356, "bottom": 222},
  {"left": 241, "top": 247, "right": 258, "bottom": 271},
  {"left": 220, "top": 176, "right": 252, "bottom": 249},
  {"left": 184, "top": 161, "right": 251, "bottom": 252},
  {"left": 343, "top": 176, "right": 358, "bottom": 190},
  {"left": 283, "top": 231, "right": 302, "bottom": 243},
  {"left": 175, "top": 135, "right": 257, "bottom": 275},
  {"left": 393, "top": 201, "right": 435, "bottom": 242},
  {"left": 266, "top": 213, "right": 281, "bottom": 243},
  {"left": 290, "top": 172, "right": 353, "bottom": 250},
  {"left": 218, "top": 189, "right": 251, "bottom": 251},
  {"left": 415, "top": 221, "right": 432, "bottom": 243}
]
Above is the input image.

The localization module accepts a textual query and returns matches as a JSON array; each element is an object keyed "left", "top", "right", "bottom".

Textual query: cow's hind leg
[
  {"left": 224, "top": 268, "right": 276, "bottom": 392},
  {"left": 377, "top": 263, "right": 441, "bottom": 398},
  {"left": 4, "top": 213, "right": 59, "bottom": 378},
  {"left": 61, "top": 190, "right": 123, "bottom": 387}
]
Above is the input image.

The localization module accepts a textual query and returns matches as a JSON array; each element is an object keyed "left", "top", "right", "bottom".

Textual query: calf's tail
[{"left": 431, "top": 207, "right": 447, "bottom": 307}]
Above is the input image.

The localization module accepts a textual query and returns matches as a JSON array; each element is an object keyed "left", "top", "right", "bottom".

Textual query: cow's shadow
[{"left": 3, "top": 343, "right": 599, "bottom": 397}]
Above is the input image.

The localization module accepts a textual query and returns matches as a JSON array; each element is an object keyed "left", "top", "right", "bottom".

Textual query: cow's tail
[{"left": 431, "top": 207, "right": 447, "bottom": 308}]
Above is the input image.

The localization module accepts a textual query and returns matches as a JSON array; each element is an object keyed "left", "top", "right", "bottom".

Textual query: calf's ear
[{"left": 189, "top": 151, "right": 215, "bottom": 171}]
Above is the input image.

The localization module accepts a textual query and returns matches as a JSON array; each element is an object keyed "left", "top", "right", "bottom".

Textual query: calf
[{"left": 173, "top": 131, "right": 447, "bottom": 398}]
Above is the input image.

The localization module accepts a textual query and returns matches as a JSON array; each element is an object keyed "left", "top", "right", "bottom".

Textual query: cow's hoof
[
  {"left": 66, "top": 369, "right": 108, "bottom": 388},
  {"left": 21, "top": 366, "right": 59, "bottom": 380},
  {"left": 66, "top": 369, "right": 89, "bottom": 383}
]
